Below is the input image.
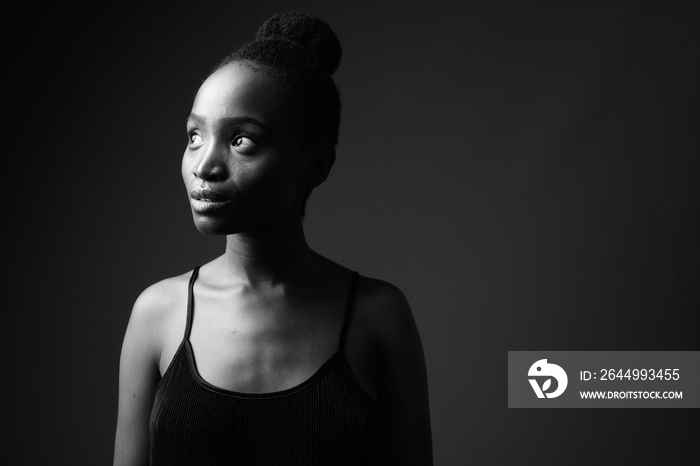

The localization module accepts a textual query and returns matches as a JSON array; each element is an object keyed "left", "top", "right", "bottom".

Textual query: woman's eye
[
  {"left": 189, "top": 132, "right": 203, "bottom": 145},
  {"left": 232, "top": 135, "right": 256, "bottom": 151}
]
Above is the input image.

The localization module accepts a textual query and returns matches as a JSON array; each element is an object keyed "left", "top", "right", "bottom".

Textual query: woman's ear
[{"left": 306, "top": 146, "right": 336, "bottom": 188}]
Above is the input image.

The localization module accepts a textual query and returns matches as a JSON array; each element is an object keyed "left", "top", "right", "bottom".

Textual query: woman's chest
[{"left": 157, "top": 277, "right": 379, "bottom": 402}]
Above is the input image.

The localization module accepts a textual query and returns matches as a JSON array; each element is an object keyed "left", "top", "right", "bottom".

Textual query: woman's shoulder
[
  {"left": 356, "top": 274, "right": 410, "bottom": 312},
  {"left": 317, "top": 256, "right": 411, "bottom": 317},
  {"left": 120, "top": 268, "right": 196, "bottom": 372},
  {"left": 354, "top": 274, "right": 419, "bottom": 348},
  {"left": 313, "top": 254, "right": 416, "bottom": 341},
  {"left": 128, "top": 268, "right": 194, "bottom": 329}
]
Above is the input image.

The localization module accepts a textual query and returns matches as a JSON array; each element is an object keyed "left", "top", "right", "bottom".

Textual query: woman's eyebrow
[{"left": 186, "top": 113, "right": 273, "bottom": 134}]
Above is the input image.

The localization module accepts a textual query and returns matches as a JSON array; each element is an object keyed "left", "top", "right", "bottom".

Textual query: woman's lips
[
  {"left": 190, "top": 198, "right": 232, "bottom": 213},
  {"left": 191, "top": 187, "right": 227, "bottom": 201},
  {"left": 190, "top": 188, "right": 231, "bottom": 213}
]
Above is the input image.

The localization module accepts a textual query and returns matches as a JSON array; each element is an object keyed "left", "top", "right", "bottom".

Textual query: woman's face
[{"left": 182, "top": 62, "right": 310, "bottom": 235}]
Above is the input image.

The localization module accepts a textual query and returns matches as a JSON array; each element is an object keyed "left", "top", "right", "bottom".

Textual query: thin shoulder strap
[
  {"left": 338, "top": 271, "right": 360, "bottom": 353},
  {"left": 183, "top": 266, "right": 200, "bottom": 341}
]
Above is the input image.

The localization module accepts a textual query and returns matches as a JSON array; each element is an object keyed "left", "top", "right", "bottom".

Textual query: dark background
[{"left": 10, "top": 1, "right": 698, "bottom": 464}]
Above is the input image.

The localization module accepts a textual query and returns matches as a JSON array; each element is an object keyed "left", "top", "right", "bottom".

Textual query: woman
[{"left": 114, "top": 12, "right": 432, "bottom": 465}]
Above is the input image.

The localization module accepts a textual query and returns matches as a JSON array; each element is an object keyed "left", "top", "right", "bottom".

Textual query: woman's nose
[{"left": 193, "top": 142, "right": 228, "bottom": 181}]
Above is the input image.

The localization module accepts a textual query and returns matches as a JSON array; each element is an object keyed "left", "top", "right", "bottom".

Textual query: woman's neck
[{"left": 220, "top": 217, "right": 315, "bottom": 287}]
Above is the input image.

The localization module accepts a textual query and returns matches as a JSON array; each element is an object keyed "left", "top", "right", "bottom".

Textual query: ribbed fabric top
[{"left": 149, "top": 267, "right": 381, "bottom": 465}]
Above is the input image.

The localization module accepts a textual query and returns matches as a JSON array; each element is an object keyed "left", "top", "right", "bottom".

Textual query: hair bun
[{"left": 255, "top": 11, "right": 342, "bottom": 75}]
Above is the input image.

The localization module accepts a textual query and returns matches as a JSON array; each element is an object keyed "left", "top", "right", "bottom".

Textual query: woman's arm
[
  {"left": 373, "top": 283, "right": 433, "bottom": 465},
  {"left": 113, "top": 287, "right": 166, "bottom": 466}
]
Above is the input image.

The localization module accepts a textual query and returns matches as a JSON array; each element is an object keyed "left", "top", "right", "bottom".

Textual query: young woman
[{"left": 114, "top": 12, "right": 432, "bottom": 465}]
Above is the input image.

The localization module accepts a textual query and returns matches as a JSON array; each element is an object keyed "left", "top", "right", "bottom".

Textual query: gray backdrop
[{"left": 10, "top": 1, "right": 698, "bottom": 464}]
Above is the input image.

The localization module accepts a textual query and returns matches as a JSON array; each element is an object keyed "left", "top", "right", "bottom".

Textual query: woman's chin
[
  {"left": 193, "top": 217, "right": 241, "bottom": 235},
  {"left": 191, "top": 207, "right": 300, "bottom": 235}
]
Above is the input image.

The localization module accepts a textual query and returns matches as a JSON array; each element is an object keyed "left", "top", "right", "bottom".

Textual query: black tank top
[{"left": 149, "top": 267, "right": 382, "bottom": 465}]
